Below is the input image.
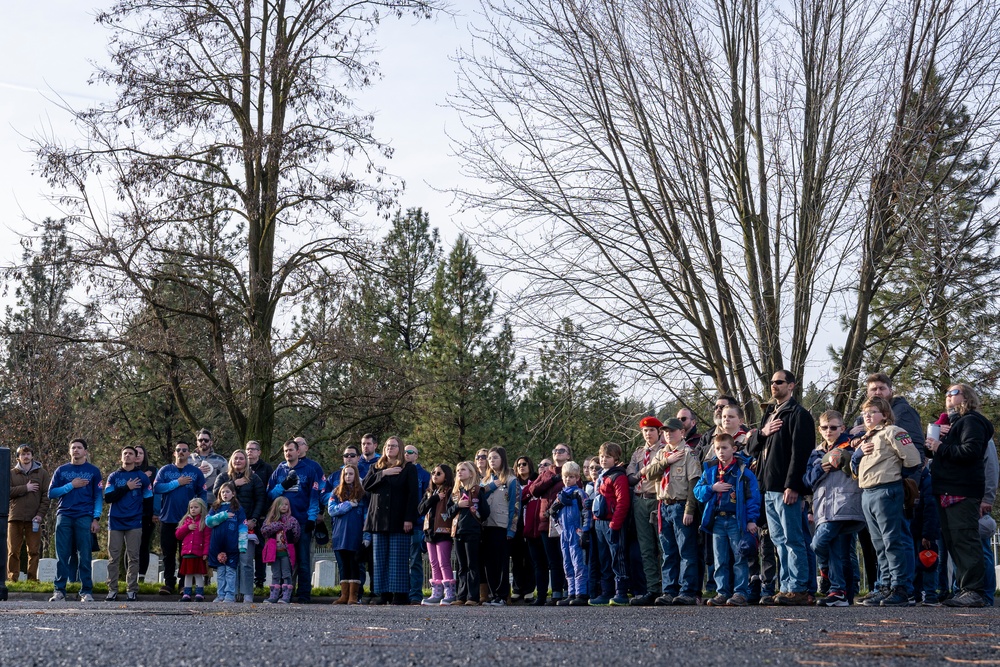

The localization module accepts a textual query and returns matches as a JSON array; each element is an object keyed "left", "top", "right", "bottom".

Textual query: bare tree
[
  {"left": 453, "top": 0, "right": 1000, "bottom": 419},
  {"left": 33, "top": 0, "right": 443, "bottom": 448}
]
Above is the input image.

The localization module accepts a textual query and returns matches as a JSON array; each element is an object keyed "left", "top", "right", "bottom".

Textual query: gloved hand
[
  {"left": 281, "top": 471, "right": 298, "bottom": 490},
  {"left": 580, "top": 531, "right": 590, "bottom": 550},
  {"left": 547, "top": 499, "right": 564, "bottom": 517},
  {"left": 304, "top": 520, "right": 315, "bottom": 533}
]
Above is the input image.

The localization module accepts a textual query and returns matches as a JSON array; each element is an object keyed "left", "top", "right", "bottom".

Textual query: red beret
[{"left": 639, "top": 416, "right": 663, "bottom": 429}]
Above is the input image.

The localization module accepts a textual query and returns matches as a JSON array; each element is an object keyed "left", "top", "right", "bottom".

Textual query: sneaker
[
  {"left": 920, "top": 595, "right": 941, "bottom": 607},
  {"left": 706, "top": 594, "right": 728, "bottom": 606},
  {"left": 776, "top": 591, "right": 811, "bottom": 606},
  {"left": 569, "top": 595, "right": 589, "bottom": 606},
  {"left": 194, "top": 594, "right": 205, "bottom": 602},
  {"left": 907, "top": 596, "right": 917, "bottom": 607},
  {"left": 672, "top": 594, "right": 696, "bottom": 606},
  {"left": 556, "top": 597, "right": 572, "bottom": 606},
  {"left": 654, "top": 594, "right": 674, "bottom": 606},
  {"left": 105, "top": 590, "right": 118, "bottom": 602},
  {"left": 126, "top": 592, "right": 138, "bottom": 602},
  {"left": 49, "top": 590, "right": 66, "bottom": 602},
  {"left": 180, "top": 593, "right": 192, "bottom": 602},
  {"left": 158, "top": 585, "right": 173, "bottom": 595},
  {"left": 758, "top": 594, "right": 779, "bottom": 606},
  {"left": 880, "top": 587, "right": 910, "bottom": 607},
  {"left": 861, "top": 587, "right": 890, "bottom": 606},
  {"left": 727, "top": 594, "right": 748, "bottom": 607},
  {"left": 609, "top": 595, "right": 630, "bottom": 606},
  {"left": 943, "top": 590, "right": 986, "bottom": 608},
  {"left": 588, "top": 595, "right": 611, "bottom": 606},
  {"left": 488, "top": 598, "right": 507, "bottom": 607},
  {"left": 80, "top": 593, "right": 94, "bottom": 602},
  {"left": 629, "top": 592, "right": 657, "bottom": 606},
  {"left": 819, "top": 591, "right": 848, "bottom": 607},
  {"left": 243, "top": 596, "right": 254, "bottom": 604}
]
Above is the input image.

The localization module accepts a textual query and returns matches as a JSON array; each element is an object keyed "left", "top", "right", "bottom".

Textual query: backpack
[{"left": 591, "top": 469, "right": 624, "bottom": 521}]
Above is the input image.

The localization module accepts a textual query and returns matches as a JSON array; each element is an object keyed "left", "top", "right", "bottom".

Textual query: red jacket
[
  {"left": 598, "top": 465, "right": 631, "bottom": 531},
  {"left": 175, "top": 517, "right": 211, "bottom": 557},
  {"left": 526, "top": 466, "right": 564, "bottom": 534},
  {"left": 521, "top": 485, "right": 542, "bottom": 539}
]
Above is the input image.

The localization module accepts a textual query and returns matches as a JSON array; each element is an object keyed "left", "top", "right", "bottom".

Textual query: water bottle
[
  {"left": 238, "top": 530, "right": 248, "bottom": 553},
  {"left": 32, "top": 519, "right": 39, "bottom": 533}
]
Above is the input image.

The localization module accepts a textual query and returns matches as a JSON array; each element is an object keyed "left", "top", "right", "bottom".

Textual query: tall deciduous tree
[{"left": 34, "top": 0, "right": 443, "bottom": 449}]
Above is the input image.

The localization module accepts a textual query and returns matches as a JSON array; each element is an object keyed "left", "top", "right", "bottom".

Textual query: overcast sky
[{"left": 0, "top": 3, "right": 473, "bottom": 265}]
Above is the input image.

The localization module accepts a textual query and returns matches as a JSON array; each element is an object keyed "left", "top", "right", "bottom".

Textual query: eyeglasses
[
  {"left": 343, "top": 453, "right": 357, "bottom": 458},
  {"left": 197, "top": 439, "right": 211, "bottom": 444},
  {"left": 475, "top": 454, "right": 487, "bottom": 460},
  {"left": 946, "top": 389, "right": 962, "bottom": 397},
  {"left": 175, "top": 448, "right": 189, "bottom": 453},
  {"left": 516, "top": 462, "right": 528, "bottom": 467},
  {"left": 552, "top": 448, "right": 569, "bottom": 454},
  {"left": 770, "top": 380, "right": 788, "bottom": 386},
  {"left": 404, "top": 450, "right": 417, "bottom": 455},
  {"left": 819, "top": 425, "right": 842, "bottom": 431}
]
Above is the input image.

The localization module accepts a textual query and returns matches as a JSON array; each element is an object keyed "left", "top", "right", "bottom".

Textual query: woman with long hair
[
  {"left": 480, "top": 446, "right": 520, "bottom": 606},
  {"left": 213, "top": 449, "right": 266, "bottom": 603},
  {"left": 362, "top": 435, "right": 419, "bottom": 605}
]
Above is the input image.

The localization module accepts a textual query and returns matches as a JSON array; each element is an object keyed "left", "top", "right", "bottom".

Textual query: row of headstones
[{"left": 19, "top": 556, "right": 347, "bottom": 589}]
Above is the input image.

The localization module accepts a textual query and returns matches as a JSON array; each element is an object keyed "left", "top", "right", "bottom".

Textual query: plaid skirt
[{"left": 372, "top": 533, "right": 410, "bottom": 594}]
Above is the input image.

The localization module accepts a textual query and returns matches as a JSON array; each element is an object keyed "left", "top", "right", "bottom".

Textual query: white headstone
[
  {"left": 37, "top": 558, "right": 57, "bottom": 582},
  {"left": 311, "top": 559, "right": 338, "bottom": 588},
  {"left": 265, "top": 564, "right": 273, "bottom": 584},
  {"left": 144, "top": 554, "right": 159, "bottom": 583},
  {"left": 91, "top": 559, "right": 109, "bottom": 584}
]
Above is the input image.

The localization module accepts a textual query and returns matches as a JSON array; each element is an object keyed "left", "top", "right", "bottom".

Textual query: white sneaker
[
  {"left": 243, "top": 596, "right": 254, "bottom": 604},
  {"left": 80, "top": 593, "right": 94, "bottom": 602},
  {"left": 49, "top": 590, "right": 66, "bottom": 602}
]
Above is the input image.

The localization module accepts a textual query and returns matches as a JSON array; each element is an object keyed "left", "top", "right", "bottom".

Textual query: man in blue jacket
[
  {"left": 405, "top": 445, "right": 431, "bottom": 603},
  {"left": 153, "top": 441, "right": 206, "bottom": 595},
  {"left": 47, "top": 439, "right": 103, "bottom": 602},
  {"left": 104, "top": 446, "right": 153, "bottom": 601},
  {"left": 269, "top": 439, "right": 321, "bottom": 603}
]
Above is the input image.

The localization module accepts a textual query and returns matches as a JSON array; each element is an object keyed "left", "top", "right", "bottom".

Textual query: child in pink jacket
[{"left": 175, "top": 498, "right": 211, "bottom": 601}]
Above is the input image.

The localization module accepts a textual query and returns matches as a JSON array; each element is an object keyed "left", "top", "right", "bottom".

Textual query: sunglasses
[
  {"left": 946, "top": 389, "right": 962, "bottom": 397},
  {"left": 679, "top": 417, "right": 690, "bottom": 422},
  {"left": 343, "top": 453, "right": 357, "bottom": 458},
  {"left": 175, "top": 448, "right": 189, "bottom": 453},
  {"left": 770, "top": 380, "right": 788, "bottom": 386},
  {"left": 819, "top": 425, "right": 842, "bottom": 431},
  {"left": 475, "top": 455, "right": 487, "bottom": 460},
  {"left": 405, "top": 450, "right": 417, "bottom": 455},
  {"left": 553, "top": 449, "right": 569, "bottom": 454},
  {"left": 539, "top": 463, "right": 551, "bottom": 468},
  {"left": 516, "top": 462, "right": 528, "bottom": 467},
  {"left": 714, "top": 404, "right": 727, "bottom": 410}
]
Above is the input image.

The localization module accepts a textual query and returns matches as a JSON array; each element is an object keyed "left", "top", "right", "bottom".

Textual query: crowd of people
[{"left": 6, "top": 371, "right": 998, "bottom": 608}]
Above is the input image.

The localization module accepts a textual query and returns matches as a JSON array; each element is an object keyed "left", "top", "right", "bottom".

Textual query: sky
[{"left": 0, "top": 2, "right": 473, "bottom": 264}]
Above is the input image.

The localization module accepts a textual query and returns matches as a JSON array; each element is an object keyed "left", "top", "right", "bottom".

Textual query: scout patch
[{"left": 895, "top": 432, "right": 913, "bottom": 447}]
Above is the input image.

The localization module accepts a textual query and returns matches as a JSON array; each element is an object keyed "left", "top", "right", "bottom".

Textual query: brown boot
[
  {"left": 480, "top": 583, "right": 490, "bottom": 603},
  {"left": 347, "top": 581, "right": 359, "bottom": 605},
  {"left": 332, "top": 581, "right": 350, "bottom": 605}
]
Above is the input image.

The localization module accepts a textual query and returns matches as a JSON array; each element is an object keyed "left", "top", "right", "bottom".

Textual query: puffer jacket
[
  {"left": 927, "top": 410, "right": 995, "bottom": 499},
  {"left": 694, "top": 453, "right": 761, "bottom": 533},
  {"left": 804, "top": 443, "right": 863, "bottom": 524},
  {"left": 214, "top": 471, "right": 267, "bottom": 524},
  {"left": 328, "top": 495, "right": 368, "bottom": 552},
  {"left": 175, "top": 516, "right": 211, "bottom": 557}
]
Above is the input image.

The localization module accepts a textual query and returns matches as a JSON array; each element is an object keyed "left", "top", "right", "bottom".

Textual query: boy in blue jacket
[{"left": 694, "top": 433, "right": 761, "bottom": 606}]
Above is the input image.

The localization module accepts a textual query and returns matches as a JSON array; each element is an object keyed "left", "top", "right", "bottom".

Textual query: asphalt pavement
[{"left": 0, "top": 600, "right": 996, "bottom": 666}]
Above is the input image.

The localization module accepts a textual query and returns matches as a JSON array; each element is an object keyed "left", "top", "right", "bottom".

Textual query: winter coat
[
  {"left": 526, "top": 466, "right": 564, "bottom": 534},
  {"left": 214, "top": 471, "right": 267, "bottom": 524},
  {"left": 445, "top": 486, "right": 490, "bottom": 538},
  {"left": 261, "top": 514, "right": 300, "bottom": 566},
  {"left": 9, "top": 460, "right": 51, "bottom": 522},
  {"left": 206, "top": 503, "right": 247, "bottom": 568},
  {"left": 520, "top": 484, "right": 543, "bottom": 539},
  {"left": 418, "top": 491, "right": 454, "bottom": 543},
  {"left": 328, "top": 495, "right": 368, "bottom": 552},
  {"left": 593, "top": 465, "right": 630, "bottom": 531},
  {"left": 694, "top": 453, "right": 761, "bottom": 533},
  {"left": 175, "top": 516, "right": 211, "bottom": 557},
  {"left": 362, "top": 462, "right": 419, "bottom": 533},
  {"left": 482, "top": 474, "right": 520, "bottom": 537},
  {"left": 927, "top": 410, "right": 995, "bottom": 499},
  {"left": 745, "top": 397, "right": 815, "bottom": 494},
  {"left": 804, "top": 442, "right": 863, "bottom": 525}
]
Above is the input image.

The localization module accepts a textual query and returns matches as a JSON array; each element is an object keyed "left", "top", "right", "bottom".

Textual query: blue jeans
[
  {"left": 409, "top": 528, "right": 425, "bottom": 601},
  {"left": 55, "top": 514, "right": 94, "bottom": 594},
  {"left": 658, "top": 502, "right": 698, "bottom": 596},
  {"left": 216, "top": 564, "right": 237, "bottom": 601},
  {"left": 861, "top": 483, "right": 911, "bottom": 594},
  {"left": 764, "top": 492, "right": 810, "bottom": 593},
  {"left": 983, "top": 535, "right": 995, "bottom": 606},
  {"left": 294, "top": 528, "right": 313, "bottom": 600},
  {"left": 812, "top": 520, "right": 863, "bottom": 592},
  {"left": 711, "top": 514, "right": 749, "bottom": 598}
]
